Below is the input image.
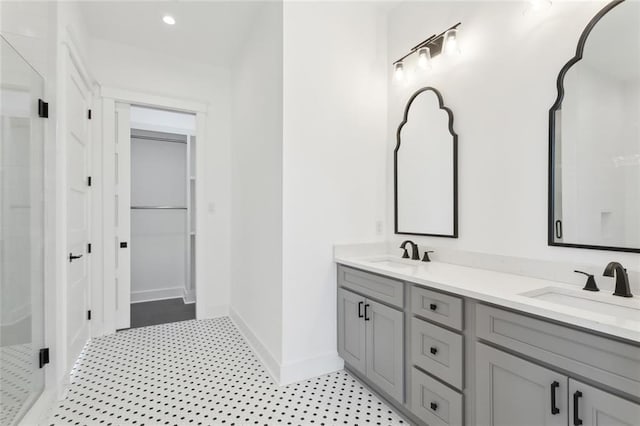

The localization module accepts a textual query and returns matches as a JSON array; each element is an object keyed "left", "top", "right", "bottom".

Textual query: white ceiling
[{"left": 78, "top": 1, "right": 266, "bottom": 66}]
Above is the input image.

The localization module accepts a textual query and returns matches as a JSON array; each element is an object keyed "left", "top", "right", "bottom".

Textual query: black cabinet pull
[
  {"left": 555, "top": 220, "right": 563, "bottom": 239},
  {"left": 430, "top": 347, "right": 438, "bottom": 355},
  {"left": 550, "top": 381, "right": 560, "bottom": 415},
  {"left": 429, "top": 303, "right": 437, "bottom": 311},
  {"left": 573, "top": 391, "right": 583, "bottom": 426},
  {"left": 69, "top": 253, "right": 83, "bottom": 262},
  {"left": 430, "top": 402, "right": 438, "bottom": 411},
  {"left": 358, "top": 301, "right": 364, "bottom": 318},
  {"left": 364, "top": 304, "right": 370, "bottom": 321}
]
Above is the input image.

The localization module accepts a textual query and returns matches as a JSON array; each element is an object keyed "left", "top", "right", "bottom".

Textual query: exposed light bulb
[
  {"left": 394, "top": 62, "right": 404, "bottom": 81},
  {"left": 442, "top": 28, "right": 460, "bottom": 56},
  {"left": 418, "top": 47, "right": 432, "bottom": 70},
  {"left": 163, "top": 15, "right": 176, "bottom": 25}
]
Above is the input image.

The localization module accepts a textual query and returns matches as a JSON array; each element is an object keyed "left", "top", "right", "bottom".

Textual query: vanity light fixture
[
  {"left": 394, "top": 62, "right": 405, "bottom": 81},
  {"left": 392, "top": 22, "right": 461, "bottom": 81},
  {"left": 163, "top": 15, "right": 176, "bottom": 25},
  {"left": 418, "top": 47, "right": 432, "bottom": 69},
  {"left": 442, "top": 28, "right": 461, "bottom": 56}
]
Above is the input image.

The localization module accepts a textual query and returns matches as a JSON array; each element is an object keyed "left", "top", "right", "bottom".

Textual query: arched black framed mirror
[
  {"left": 549, "top": 0, "right": 640, "bottom": 253},
  {"left": 394, "top": 87, "right": 458, "bottom": 237}
]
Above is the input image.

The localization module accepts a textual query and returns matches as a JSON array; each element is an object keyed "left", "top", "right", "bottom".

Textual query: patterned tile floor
[
  {"left": 1, "top": 343, "right": 33, "bottom": 425},
  {"left": 49, "top": 318, "right": 406, "bottom": 425}
]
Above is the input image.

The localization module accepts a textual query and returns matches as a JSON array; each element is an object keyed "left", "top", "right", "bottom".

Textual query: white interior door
[
  {"left": 65, "top": 53, "right": 91, "bottom": 370},
  {"left": 114, "top": 102, "right": 130, "bottom": 329}
]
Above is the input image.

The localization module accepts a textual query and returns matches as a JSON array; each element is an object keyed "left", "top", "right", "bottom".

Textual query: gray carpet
[{"left": 129, "top": 298, "right": 195, "bottom": 329}]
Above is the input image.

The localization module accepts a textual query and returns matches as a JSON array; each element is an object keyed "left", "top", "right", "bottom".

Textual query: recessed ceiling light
[{"left": 163, "top": 15, "right": 176, "bottom": 25}]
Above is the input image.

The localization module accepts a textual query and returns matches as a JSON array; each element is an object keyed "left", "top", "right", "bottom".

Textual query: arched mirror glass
[
  {"left": 395, "top": 87, "right": 458, "bottom": 237},
  {"left": 549, "top": 0, "right": 640, "bottom": 252}
]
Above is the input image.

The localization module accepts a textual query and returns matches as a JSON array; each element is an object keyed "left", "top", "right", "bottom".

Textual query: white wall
[
  {"left": 387, "top": 1, "right": 640, "bottom": 270},
  {"left": 230, "top": 3, "right": 284, "bottom": 375},
  {"left": 89, "top": 38, "right": 232, "bottom": 318},
  {"left": 281, "top": 1, "right": 389, "bottom": 383}
]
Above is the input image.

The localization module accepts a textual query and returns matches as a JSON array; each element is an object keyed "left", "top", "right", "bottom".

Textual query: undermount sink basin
[
  {"left": 521, "top": 287, "right": 640, "bottom": 322},
  {"left": 364, "top": 258, "right": 418, "bottom": 270}
]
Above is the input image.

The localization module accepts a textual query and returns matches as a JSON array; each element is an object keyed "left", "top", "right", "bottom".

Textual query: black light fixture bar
[{"left": 392, "top": 22, "right": 462, "bottom": 65}]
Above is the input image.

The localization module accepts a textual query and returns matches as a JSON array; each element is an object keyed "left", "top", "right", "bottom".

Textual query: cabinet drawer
[
  {"left": 411, "top": 367, "right": 463, "bottom": 426},
  {"left": 411, "top": 286, "right": 463, "bottom": 331},
  {"left": 411, "top": 318, "right": 463, "bottom": 389},
  {"left": 338, "top": 265, "right": 403, "bottom": 308},
  {"left": 476, "top": 304, "right": 640, "bottom": 398}
]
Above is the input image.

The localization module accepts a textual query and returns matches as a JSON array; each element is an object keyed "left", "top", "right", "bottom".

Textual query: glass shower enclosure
[{"left": 0, "top": 36, "right": 46, "bottom": 424}]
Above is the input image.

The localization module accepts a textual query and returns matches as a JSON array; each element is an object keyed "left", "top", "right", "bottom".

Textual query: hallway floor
[
  {"left": 130, "top": 298, "right": 195, "bottom": 329},
  {"left": 49, "top": 318, "right": 406, "bottom": 425}
]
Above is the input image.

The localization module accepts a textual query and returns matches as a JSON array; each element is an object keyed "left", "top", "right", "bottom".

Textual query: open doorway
[{"left": 117, "top": 105, "right": 197, "bottom": 329}]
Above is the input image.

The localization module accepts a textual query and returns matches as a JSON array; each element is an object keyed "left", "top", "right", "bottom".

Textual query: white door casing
[
  {"left": 65, "top": 49, "right": 92, "bottom": 372},
  {"left": 114, "top": 102, "right": 131, "bottom": 330},
  {"left": 98, "top": 88, "right": 207, "bottom": 334}
]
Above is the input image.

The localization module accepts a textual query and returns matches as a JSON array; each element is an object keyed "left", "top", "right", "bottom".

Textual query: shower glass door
[{"left": 0, "top": 36, "right": 46, "bottom": 425}]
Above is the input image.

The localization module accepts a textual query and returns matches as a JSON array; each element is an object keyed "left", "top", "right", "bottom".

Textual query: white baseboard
[
  {"left": 229, "top": 308, "right": 281, "bottom": 385},
  {"left": 279, "top": 352, "right": 344, "bottom": 386},
  {"left": 229, "top": 308, "right": 344, "bottom": 386},
  {"left": 197, "top": 304, "right": 229, "bottom": 320},
  {"left": 130, "top": 287, "right": 184, "bottom": 303},
  {"left": 183, "top": 288, "right": 196, "bottom": 304}
]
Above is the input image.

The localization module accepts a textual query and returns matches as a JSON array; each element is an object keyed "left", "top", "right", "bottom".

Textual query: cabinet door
[
  {"left": 569, "top": 379, "right": 640, "bottom": 426},
  {"left": 365, "top": 299, "right": 404, "bottom": 402},
  {"left": 337, "top": 288, "right": 366, "bottom": 374},
  {"left": 476, "top": 343, "right": 568, "bottom": 426}
]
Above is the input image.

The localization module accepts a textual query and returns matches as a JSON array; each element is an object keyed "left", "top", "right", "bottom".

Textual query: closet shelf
[{"left": 131, "top": 206, "right": 187, "bottom": 210}]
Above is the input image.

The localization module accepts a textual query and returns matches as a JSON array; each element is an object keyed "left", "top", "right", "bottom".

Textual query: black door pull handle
[
  {"left": 430, "top": 347, "right": 438, "bottom": 355},
  {"left": 573, "top": 391, "right": 583, "bottom": 425},
  {"left": 555, "top": 220, "right": 563, "bottom": 239},
  {"left": 69, "top": 253, "right": 83, "bottom": 262},
  {"left": 429, "top": 303, "right": 437, "bottom": 311},
  {"left": 430, "top": 402, "right": 438, "bottom": 411},
  {"left": 358, "top": 301, "right": 364, "bottom": 318},
  {"left": 364, "top": 304, "right": 370, "bottom": 321},
  {"left": 550, "top": 381, "right": 560, "bottom": 415},
  {"left": 120, "top": 241, "right": 128, "bottom": 248}
]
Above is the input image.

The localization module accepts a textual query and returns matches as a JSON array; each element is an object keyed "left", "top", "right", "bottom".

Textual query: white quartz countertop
[{"left": 334, "top": 253, "right": 640, "bottom": 344}]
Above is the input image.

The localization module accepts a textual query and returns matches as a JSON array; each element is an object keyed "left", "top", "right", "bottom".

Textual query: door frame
[{"left": 96, "top": 86, "right": 208, "bottom": 335}]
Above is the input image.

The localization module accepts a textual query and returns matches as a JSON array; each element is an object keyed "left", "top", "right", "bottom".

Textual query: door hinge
[
  {"left": 87, "top": 176, "right": 92, "bottom": 187},
  {"left": 87, "top": 243, "right": 92, "bottom": 254},
  {"left": 39, "top": 348, "right": 50, "bottom": 368},
  {"left": 38, "top": 99, "right": 49, "bottom": 118},
  {"left": 87, "top": 310, "right": 92, "bottom": 320},
  {"left": 88, "top": 109, "right": 92, "bottom": 119}
]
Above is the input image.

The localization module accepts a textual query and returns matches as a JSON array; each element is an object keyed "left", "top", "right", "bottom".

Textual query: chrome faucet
[
  {"left": 400, "top": 240, "right": 420, "bottom": 260},
  {"left": 603, "top": 262, "right": 633, "bottom": 298}
]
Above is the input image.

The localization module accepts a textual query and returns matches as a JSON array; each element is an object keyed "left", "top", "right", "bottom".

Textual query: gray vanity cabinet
[
  {"left": 337, "top": 285, "right": 404, "bottom": 402},
  {"left": 476, "top": 343, "right": 568, "bottom": 426},
  {"left": 337, "top": 263, "right": 640, "bottom": 426},
  {"left": 569, "top": 379, "right": 640, "bottom": 426},
  {"left": 337, "top": 288, "right": 366, "bottom": 373},
  {"left": 365, "top": 298, "right": 404, "bottom": 402}
]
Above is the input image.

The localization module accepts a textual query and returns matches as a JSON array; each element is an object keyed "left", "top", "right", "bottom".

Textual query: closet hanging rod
[
  {"left": 131, "top": 134, "right": 187, "bottom": 144},
  {"left": 131, "top": 206, "right": 187, "bottom": 210}
]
